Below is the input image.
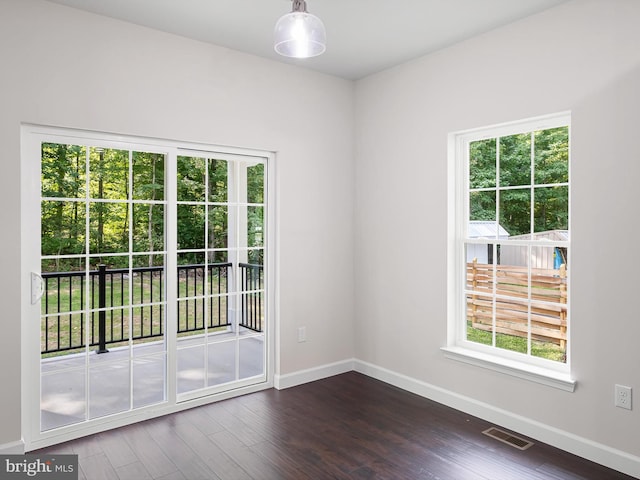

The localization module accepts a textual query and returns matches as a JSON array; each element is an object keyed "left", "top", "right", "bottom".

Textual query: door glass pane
[
  {"left": 208, "top": 159, "right": 228, "bottom": 202},
  {"left": 178, "top": 253, "right": 205, "bottom": 298},
  {"left": 41, "top": 258, "right": 86, "bottom": 317},
  {"left": 41, "top": 200, "right": 86, "bottom": 256},
  {"left": 177, "top": 155, "right": 267, "bottom": 397},
  {"left": 41, "top": 143, "right": 86, "bottom": 198},
  {"left": 89, "top": 308, "right": 129, "bottom": 348},
  {"left": 40, "top": 143, "right": 91, "bottom": 432},
  {"left": 246, "top": 163, "right": 264, "bottom": 203},
  {"left": 239, "top": 264, "right": 264, "bottom": 333},
  {"left": 89, "top": 148, "right": 129, "bottom": 200},
  {"left": 133, "top": 204, "right": 165, "bottom": 252},
  {"left": 40, "top": 142, "right": 168, "bottom": 434},
  {"left": 89, "top": 357, "right": 130, "bottom": 419},
  {"left": 133, "top": 152, "right": 165, "bottom": 201},
  {"left": 239, "top": 336, "right": 264, "bottom": 379},
  {"left": 177, "top": 342, "right": 205, "bottom": 394},
  {"left": 41, "top": 363, "right": 86, "bottom": 431},
  {"left": 207, "top": 340, "right": 235, "bottom": 387},
  {"left": 89, "top": 202, "right": 129, "bottom": 254},
  {"left": 207, "top": 205, "right": 228, "bottom": 249},
  {"left": 177, "top": 154, "right": 223, "bottom": 395},
  {"left": 177, "top": 156, "right": 206, "bottom": 202},
  {"left": 133, "top": 352, "right": 166, "bottom": 408},
  {"left": 177, "top": 298, "right": 205, "bottom": 336},
  {"left": 177, "top": 204, "right": 205, "bottom": 250},
  {"left": 247, "top": 248, "right": 263, "bottom": 265},
  {"left": 246, "top": 206, "right": 264, "bottom": 248}
]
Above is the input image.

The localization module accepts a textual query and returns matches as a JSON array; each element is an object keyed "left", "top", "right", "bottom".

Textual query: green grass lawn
[
  {"left": 41, "top": 271, "right": 229, "bottom": 357},
  {"left": 467, "top": 324, "right": 566, "bottom": 363}
]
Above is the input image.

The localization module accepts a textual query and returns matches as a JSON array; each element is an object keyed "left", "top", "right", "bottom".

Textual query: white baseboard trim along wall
[
  {"left": 274, "top": 359, "right": 355, "bottom": 390},
  {"left": 353, "top": 360, "right": 640, "bottom": 480},
  {"left": 274, "top": 358, "right": 640, "bottom": 479},
  {"left": 6, "top": 360, "right": 638, "bottom": 476},
  {"left": 0, "top": 440, "right": 25, "bottom": 455}
]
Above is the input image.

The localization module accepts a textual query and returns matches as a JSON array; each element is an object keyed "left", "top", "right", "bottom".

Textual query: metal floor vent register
[{"left": 482, "top": 427, "right": 534, "bottom": 451}]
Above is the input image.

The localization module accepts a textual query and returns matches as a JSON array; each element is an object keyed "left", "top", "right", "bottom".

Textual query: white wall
[
  {"left": 0, "top": 0, "right": 355, "bottom": 448},
  {"left": 3, "top": 0, "right": 640, "bottom": 473},
  {"left": 355, "top": 0, "right": 640, "bottom": 466}
]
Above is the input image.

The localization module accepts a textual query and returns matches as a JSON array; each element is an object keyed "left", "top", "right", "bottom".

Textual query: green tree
[
  {"left": 41, "top": 143, "right": 86, "bottom": 270},
  {"left": 469, "top": 126, "right": 568, "bottom": 236},
  {"left": 41, "top": 147, "right": 266, "bottom": 270}
]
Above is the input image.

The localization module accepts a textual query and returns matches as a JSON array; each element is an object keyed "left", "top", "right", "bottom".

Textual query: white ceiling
[{"left": 45, "top": 0, "right": 569, "bottom": 80}]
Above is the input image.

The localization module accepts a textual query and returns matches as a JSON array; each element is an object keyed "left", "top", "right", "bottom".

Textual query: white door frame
[{"left": 21, "top": 124, "right": 276, "bottom": 451}]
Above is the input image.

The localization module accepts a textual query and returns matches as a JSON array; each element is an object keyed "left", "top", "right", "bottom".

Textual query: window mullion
[
  {"left": 528, "top": 132, "right": 535, "bottom": 356},
  {"left": 204, "top": 156, "right": 210, "bottom": 384},
  {"left": 165, "top": 148, "right": 178, "bottom": 406},
  {"left": 493, "top": 137, "right": 500, "bottom": 349},
  {"left": 128, "top": 149, "right": 134, "bottom": 410}
]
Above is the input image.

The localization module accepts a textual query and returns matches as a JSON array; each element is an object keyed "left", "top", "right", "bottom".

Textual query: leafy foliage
[
  {"left": 469, "top": 126, "right": 568, "bottom": 237},
  {"left": 41, "top": 144, "right": 265, "bottom": 271}
]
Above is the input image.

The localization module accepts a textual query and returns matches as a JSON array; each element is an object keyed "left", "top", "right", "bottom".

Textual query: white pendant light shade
[{"left": 274, "top": 0, "right": 326, "bottom": 58}]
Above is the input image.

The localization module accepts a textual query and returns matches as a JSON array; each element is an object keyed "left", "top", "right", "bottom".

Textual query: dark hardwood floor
[{"left": 34, "top": 372, "right": 636, "bottom": 479}]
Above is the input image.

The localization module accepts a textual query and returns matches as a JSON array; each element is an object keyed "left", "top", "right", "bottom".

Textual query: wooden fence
[{"left": 466, "top": 259, "right": 567, "bottom": 348}]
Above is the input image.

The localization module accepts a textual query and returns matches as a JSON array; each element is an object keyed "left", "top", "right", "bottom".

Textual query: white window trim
[{"left": 444, "top": 112, "right": 575, "bottom": 392}]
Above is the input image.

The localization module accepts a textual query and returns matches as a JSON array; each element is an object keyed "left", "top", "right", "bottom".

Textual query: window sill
[{"left": 441, "top": 346, "right": 576, "bottom": 392}]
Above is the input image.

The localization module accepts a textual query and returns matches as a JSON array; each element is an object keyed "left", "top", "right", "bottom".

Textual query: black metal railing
[
  {"left": 42, "top": 264, "right": 168, "bottom": 354},
  {"left": 177, "top": 263, "right": 232, "bottom": 335},
  {"left": 90, "top": 264, "right": 166, "bottom": 353},
  {"left": 41, "top": 262, "right": 263, "bottom": 355},
  {"left": 239, "top": 263, "right": 264, "bottom": 332}
]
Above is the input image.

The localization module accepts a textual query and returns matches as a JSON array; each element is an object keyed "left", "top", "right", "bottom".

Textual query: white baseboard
[
  {"left": 14, "top": 356, "right": 640, "bottom": 477},
  {"left": 0, "top": 439, "right": 25, "bottom": 454},
  {"left": 274, "top": 358, "right": 355, "bottom": 390},
  {"left": 353, "top": 359, "right": 640, "bottom": 479}
]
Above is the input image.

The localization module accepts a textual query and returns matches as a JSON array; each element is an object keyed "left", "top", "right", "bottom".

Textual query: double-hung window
[{"left": 446, "top": 113, "right": 574, "bottom": 390}]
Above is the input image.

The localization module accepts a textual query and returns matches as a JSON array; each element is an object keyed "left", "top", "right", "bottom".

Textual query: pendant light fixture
[{"left": 274, "top": 0, "right": 326, "bottom": 58}]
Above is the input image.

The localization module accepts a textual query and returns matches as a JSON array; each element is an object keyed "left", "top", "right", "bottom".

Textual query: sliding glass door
[
  {"left": 175, "top": 152, "right": 267, "bottom": 401},
  {"left": 39, "top": 143, "right": 168, "bottom": 431},
  {"left": 22, "top": 126, "right": 273, "bottom": 449}
]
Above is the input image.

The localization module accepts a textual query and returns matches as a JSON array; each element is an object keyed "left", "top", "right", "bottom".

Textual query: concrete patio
[{"left": 40, "top": 331, "right": 265, "bottom": 432}]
